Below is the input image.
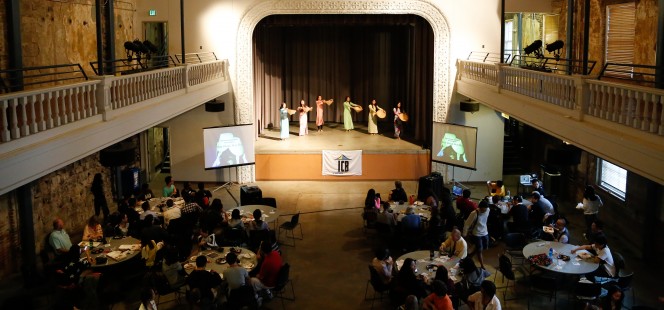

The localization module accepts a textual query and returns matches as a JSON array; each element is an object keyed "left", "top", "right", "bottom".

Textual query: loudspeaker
[
  {"left": 100, "top": 142, "right": 136, "bottom": 167},
  {"left": 546, "top": 145, "right": 581, "bottom": 166},
  {"left": 205, "top": 100, "right": 225, "bottom": 112},
  {"left": 460, "top": 100, "right": 480, "bottom": 112},
  {"left": 417, "top": 173, "right": 444, "bottom": 201},
  {"left": 240, "top": 185, "right": 262, "bottom": 206}
]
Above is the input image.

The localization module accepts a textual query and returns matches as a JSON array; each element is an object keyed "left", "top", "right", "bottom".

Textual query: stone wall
[
  {"left": 0, "top": 193, "right": 20, "bottom": 279},
  {"left": 0, "top": 1, "right": 7, "bottom": 71}
]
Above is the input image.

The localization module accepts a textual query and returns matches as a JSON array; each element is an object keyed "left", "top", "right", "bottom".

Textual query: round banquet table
[
  {"left": 391, "top": 203, "right": 431, "bottom": 222},
  {"left": 184, "top": 247, "right": 258, "bottom": 277},
  {"left": 83, "top": 236, "right": 141, "bottom": 268},
  {"left": 228, "top": 205, "right": 281, "bottom": 228},
  {"left": 522, "top": 241, "right": 599, "bottom": 274},
  {"left": 396, "top": 250, "right": 462, "bottom": 283}
]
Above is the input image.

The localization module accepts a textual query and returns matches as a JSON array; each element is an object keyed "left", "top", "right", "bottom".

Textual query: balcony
[
  {"left": 0, "top": 60, "right": 230, "bottom": 195},
  {"left": 455, "top": 60, "right": 664, "bottom": 185}
]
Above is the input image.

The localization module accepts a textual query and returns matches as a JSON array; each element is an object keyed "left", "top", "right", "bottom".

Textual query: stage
[{"left": 255, "top": 122, "right": 430, "bottom": 181}]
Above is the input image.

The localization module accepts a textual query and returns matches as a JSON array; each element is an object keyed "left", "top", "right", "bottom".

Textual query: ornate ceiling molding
[{"left": 233, "top": 0, "right": 451, "bottom": 182}]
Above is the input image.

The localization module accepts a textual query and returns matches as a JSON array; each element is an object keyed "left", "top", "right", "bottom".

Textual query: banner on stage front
[{"left": 322, "top": 150, "right": 362, "bottom": 176}]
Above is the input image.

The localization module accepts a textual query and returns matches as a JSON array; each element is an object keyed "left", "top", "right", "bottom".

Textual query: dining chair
[
  {"left": 504, "top": 232, "right": 527, "bottom": 265},
  {"left": 494, "top": 254, "right": 523, "bottom": 304},
  {"left": 364, "top": 265, "right": 390, "bottom": 309},
  {"left": 279, "top": 213, "right": 303, "bottom": 247},
  {"left": 573, "top": 281, "right": 602, "bottom": 308},
  {"left": 271, "top": 263, "right": 295, "bottom": 310},
  {"left": 150, "top": 271, "right": 184, "bottom": 306},
  {"left": 261, "top": 197, "right": 278, "bottom": 208},
  {"left": 363, "top": 211, "right": 378, "bottom": 233},
  {"left": 528, "top": 274, "right": 559, "bottom": 309},
  {"left": 248, "top": 229, "right": 271, "bottom": 253}
]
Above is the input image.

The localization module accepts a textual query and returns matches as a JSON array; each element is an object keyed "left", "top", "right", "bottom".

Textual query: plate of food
[
  {"left": 184, "top": 263, "right": 195, "bottom": 270},
  {"left": 230, "top": 248, "right": 242, "bottom": 254},
  {"left": 557, "top": 254, "right": 571, "bottom": 261},
  {"left": 215, "top": 258, "right": 227, "bottom": 265}
]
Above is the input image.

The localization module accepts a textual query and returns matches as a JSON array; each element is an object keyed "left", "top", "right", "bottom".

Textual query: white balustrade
[
  {"left": 187, "top": 60, "right": 226, "bottom": 87},
  {"left": 458, "top": 60, "right": 498, "bottom": 86},
  {"left": 109, "top": 66, "right": 185, "bottom": 109},
  {"left": 502, "top": 66, "right": 576, "bottom": 109}
]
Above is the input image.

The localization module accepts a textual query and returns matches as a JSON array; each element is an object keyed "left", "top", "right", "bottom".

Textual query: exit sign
[{"left": 149, "top": 9, "right": 156, "bottom": 16}]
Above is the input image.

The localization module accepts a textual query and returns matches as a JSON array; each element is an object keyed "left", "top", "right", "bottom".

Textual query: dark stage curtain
[{"left": 253, "top": 14, "right": 433, "bottom": 145}]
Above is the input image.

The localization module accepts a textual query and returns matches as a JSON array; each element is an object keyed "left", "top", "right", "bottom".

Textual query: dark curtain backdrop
[{"left": 253, "top": 14, "right": 433, "bottom": 145}]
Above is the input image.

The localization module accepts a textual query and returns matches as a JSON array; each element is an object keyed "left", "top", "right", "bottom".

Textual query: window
[
  {"left": 605, "top": 2, "right": 636, "bottom": 78},
  {"left": 504, "top": 20, "right": 514, "bottom": 55},
  {"left": 597, "top": 158, "right": 627, "bottom": 200}
]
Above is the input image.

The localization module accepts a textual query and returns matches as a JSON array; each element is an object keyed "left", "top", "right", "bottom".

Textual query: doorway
[{"left": 143, "top": 22, "right": 169, "bottom": 67}]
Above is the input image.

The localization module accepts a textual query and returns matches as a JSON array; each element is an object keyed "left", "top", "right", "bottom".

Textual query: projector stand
[{"left": 212, "top": 182, "right": 240, "bottom": 207}]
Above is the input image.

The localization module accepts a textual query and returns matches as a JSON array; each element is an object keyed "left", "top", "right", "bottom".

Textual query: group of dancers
[{"left": 278, "top": 96, "right": 406, "bottom": 140}]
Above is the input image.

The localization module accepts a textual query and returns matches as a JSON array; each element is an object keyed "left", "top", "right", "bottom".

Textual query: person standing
[
  {"left": 91, "top": 173, "right": 109, "bottom": 219},
  {"left": 315, "top": 96, "right": 332, "bottom": 132},
  {"left": 580, "top": 185, "right": 603, "bottom": 238},
  {"left": 368, "top": 99, "right": 383, "bottom": 135},
  {"left": 463, "top": 200, "right": 490, "bottom": 269},
  {"left": 343, "top": 96, "right": 359, "bottom": 131},
  {"left": 279, "top": 102, "right": 289, "bottom": 140},
  {"left": 393, "top": 101, "right": 404, "bottom": 139},
  {"left": 297, "top": 99, "right": 309, "bottom": 136}
]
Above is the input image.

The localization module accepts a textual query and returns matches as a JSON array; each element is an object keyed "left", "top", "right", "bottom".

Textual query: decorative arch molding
[{"left": 233, "top": 0, "right": 451, "bottom": 182}]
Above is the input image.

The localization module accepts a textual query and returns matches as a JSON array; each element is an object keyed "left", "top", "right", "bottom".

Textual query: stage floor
[{"left": 256, "top": 122, "right": 425, "bottom": 154}]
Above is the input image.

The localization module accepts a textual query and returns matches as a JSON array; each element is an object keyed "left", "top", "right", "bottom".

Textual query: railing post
[
  {"left": 573, "top": 75, "right": 589, "bottom": 121},
  {"left": 495, "top": 63, "right": 508, "bottom": 93},
  {"left": 180, "top": 63, "right": 190, "bottom": 92},
  {"left": 91, "top": 75, "right": 113, "bottom": 121}
]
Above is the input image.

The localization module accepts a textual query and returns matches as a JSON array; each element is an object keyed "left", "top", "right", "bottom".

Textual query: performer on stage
[
  {"left": 316, "top": 96, "right": 325, "bottom": 132},
  {"left": 279, "top": 102, "right": 289, "bottom": 140},
  {"left": 297, "top": 99, "right": 309, "bottom": 136},
  {"left": 393, "top": 101, "right": 404, "bottom": 139},
  {"left": 343, "top": 96, "right": 359, "bottom": 131},
  {"left": 368, "top": 99, "right": 383, "bottom": 135}
]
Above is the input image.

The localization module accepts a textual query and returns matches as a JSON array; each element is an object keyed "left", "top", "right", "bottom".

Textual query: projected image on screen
[
  {"left": 203, "top": 124, "right": 255, "bottom": 169},
  {"left": 432, "top": 122, "right": 478, "bottom": 170}
]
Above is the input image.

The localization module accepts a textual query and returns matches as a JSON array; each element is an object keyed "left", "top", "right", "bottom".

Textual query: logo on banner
[{"left": 335, "top": 154, "right": 352, "bottom": 174}]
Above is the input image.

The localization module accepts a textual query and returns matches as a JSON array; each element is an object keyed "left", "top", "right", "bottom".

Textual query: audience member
[
  {"left": 423, "top": 280, "right": 453, "bottom": 310},
  {"left": 528, "top": 194, "right": 547, "bottom": 230},
  {"left": 82, "top": 216, "right": 104, "bottom": 242},
  {"left": 222, "top": 252, "right": 251, "bottom": 293},
  {"left": 113, "top": 212, "right": 131, "bottom": 237},
  {"left": 141, "top": 183, "right": 154, "bottom": 200},
  {"left": 456, "top": 189, "right": 478, "bottom": 220},
  {"left": 587, "top": 284, "right": 623, "bottom": 310},
  {"left": 544, "top": 218, "right": 570, "bottom": 243},
  {"left": 433, "top": 266, "right": 456, "bottom": 305},
  {"left": 162, "top": 199, "right": 182, "bottom": 227},
  {"left": 162, "top": 175, "right": 178, "bottom": 198},
  {"left": 197, "top": 228, "right": 218, "bottom": 250},
  {"left": 140, "top": 214, "right": 169, "bottom": 244},
  {"left": 161, "top": 246, "right": 185, "bottom": 289},
  {"left": 398, "top": 295, "right": 420, "bottom": 310},
  {"left": 365, "top": 188, "right": 379, "bottom": 210},
  {"left": 401, "top": 206, "right": 422, "bottom": 231},
  {"left": 228, "top": 209, "right": 245, "bottom": 229},
  {"left": 390, "top": 180, "right": 408, "bottom": 204},
  {"left": 486, "top": 180, "right": 506, "bottom": 197},
  {"left": 395, "top": 258, "right": 429, "bottom": 299},
  {"left": 138, "top": 287, "right": 157, "bottom": 310},
  {"left": 371, "top": 248, "right": 396, "bottom": 285},
  {"left": 139, "top": 201, "right": 158, "bottom": 222},
  {"left": 467, "top": 280, "right": 501, "bottom": 310},
  {"left": 140, "top": 237, "right": 164, "bottom": 268},
  {"left": 463, "top": 200, "right": 490, "bottom": 269},
  {"left": 186, "top": 255, "right": 222, "bottom": 307},
  {"left": 196, "top": 182, "right": 212, "bottom": 208},
  {"left": 587, "top": 220, "right": 604, "bottom": 243},
  {"left": 572, "top": 234, "right": 616, "bottom": 281},
  {"left": 581, "top": 185, "right": 603, "bottom": 238},
  {"left": 248, "top": 209, "right": 269, "bottom": 231},
  {"left": 49, "top": 218, "right": 73, "bottom": 256},
  {"left": 457, "top": 258, "right": 490, "bottom": 302},
  {"left": 377, "top": 202, "right": 397, "bottom": 228},
  {"left": 201, "top": 198, "right": 224, "bottom": 233},
  {"left": 181, "top": 181, "right": 196, "bottom": 201},
  {"left": 532, "top": 191, "right": 555, "bottom": 216},
  {"left": 57, "top": 244, "right": 101, "bottom": 309},
  {"left": 251, "top": 241, "right": 283, "bottom": 296},
  {"left": 507, "top": 196, "right": 529, "bottom": 233},
  {"left": 440, "top": 228, "right": 468, "bottom": 259},
  {"left": 531, "top": 178, "right": 545, "bottom": 196}
]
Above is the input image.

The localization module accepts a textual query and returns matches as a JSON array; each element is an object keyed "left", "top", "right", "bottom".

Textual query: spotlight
[
  {"left": 545, "top": 40, "right": 564, "bottom": 60},
  {"left": 524, "top": 40, "right": 543, "bottom": 58},
  {"left": 124, "top": 41, "right": 137, "bottom": 61}
]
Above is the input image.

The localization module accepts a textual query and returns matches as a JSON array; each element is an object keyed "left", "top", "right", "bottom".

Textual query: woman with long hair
[
  {"left": 297, "top": 99, "right": 309, "bottom": 136},
  {"left": 343, "top": 96, "right": 360, "bottom": 131},
  {"left": 279, "top": 102, "right": 290, "bottom": 140},
  {"left": 581, "top": 185, "right": 603, "bottom": 238},
  {"left": 368, "top": 99, "right": 383, "bottom": 135},
  {"left": 91, "top": 173, "right": 109, "bottom": 218},
  {"left": 315, "top": 95, "right": 332, "bottom": 132},
  {"left": 393, "top": 101, "right": 404, "bottom": 139}
]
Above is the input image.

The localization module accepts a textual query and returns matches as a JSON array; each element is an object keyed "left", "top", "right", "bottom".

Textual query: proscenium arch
[{"left": 233, "top": 0, "right": 451, "bottom": 182}]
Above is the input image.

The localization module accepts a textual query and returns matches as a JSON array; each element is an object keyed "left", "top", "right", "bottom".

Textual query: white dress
[{"left": 299, "top": 109, "right": 308, "bottom": 136}]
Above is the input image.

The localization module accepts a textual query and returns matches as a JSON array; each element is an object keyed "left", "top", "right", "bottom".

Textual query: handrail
[
  {"left": 467, "top": 51, "right": 511, "bottom": 63},
  {"left": 510, "top": 55, "right": 597, "bottom": 75},
  {"left": 175, "top": 52, "right": 219, "bottom": 64},
  {"left": 0, "top": 63, "right": 88, "bottom": 93},
  {"left": 598, "top": 62, "right": 661, "bottom": 86}
]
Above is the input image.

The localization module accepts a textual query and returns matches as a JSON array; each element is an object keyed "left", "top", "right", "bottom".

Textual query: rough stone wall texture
[
  {"left": 18, "top": 0, "right": 136, "bottom": 77},
  {"left": 0, "top": 193, "right": 21, "bottom": 279},
  {"left": 0, "top": 0, "right": 7, "bottom": 71}
]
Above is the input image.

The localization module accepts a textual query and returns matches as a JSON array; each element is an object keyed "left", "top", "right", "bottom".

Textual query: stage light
[
  {"left": 124, "top": 41, "right": 137, "bottom": 61},
  {"left": 524, "top": 40, "right": 543, "bottom": 58},
  {"left": 545, "top": 40, "right": 564, "bottom": 60}
]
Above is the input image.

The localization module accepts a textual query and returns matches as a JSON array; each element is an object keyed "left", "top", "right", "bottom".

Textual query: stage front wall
[{"left": 255, "top": 153, "right": 429, "bottom": 181}]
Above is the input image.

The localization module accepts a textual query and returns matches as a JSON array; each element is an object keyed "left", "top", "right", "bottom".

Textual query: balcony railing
[
  {"left": 457, "top": 60, "right": 664, "bottom": 136},
  {"left": 0, "top": 60, "right": 228, "bottom": 143}
]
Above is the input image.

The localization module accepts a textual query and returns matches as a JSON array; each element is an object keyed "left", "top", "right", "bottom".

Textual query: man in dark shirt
[
  {"left": 456, "top": 189, "right": 478, "bottom": 220},
  {"left": 187, "top": 255, "right": 222, "bottom": 306},
  {"left": 507, "top": 196, "right": 529, "bottom": 234},
  {"left": 390, "top": 180, "right": 408, "bottom": 203}
]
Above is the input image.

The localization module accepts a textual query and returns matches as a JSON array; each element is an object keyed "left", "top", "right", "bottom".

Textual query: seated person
[
  {"left": 162, "top": 175, "right": 178, "bottom": 198},
  {"left": 186, "top": 255, "right": 222, "bottom": 306},
  {"left": 371, "top": 248, "right": 396, "bottom": 285},
  {"left": 376, "top": 202, "right": 397, "bottom": 227},
  {"left": 571, "top": 234, "right": 616, "bottom": 281},
  {"left": 587, "top": 220, "right": 604, "bottom": 243},
  {"left": 197, "top": 228, "right": 218, "bottom": 250},
  {"left": 398, "top": 295, "right": 419, "bottom": 310},
  {"left": 394, "top": 258, "right": 428, "bottom": 299},
  {"left": 467, "top": 280, "right": 501, "bottom": 310},
  {"left": 456, "top": 189, "right": 478, "bottom": 220},
  {"left": 82, "top": 216, "right": 104, "bottom": 242},
  {"left": 543, "top": 218, "right": 569, "bottom": 243},
  {"left": 247, "top": 209, "right": 269, "bottom": 231},
  {"left": 439, "top": 228, "right": 468, "bottom": 259},
  {"left": 390, "top": 180, "right": 408, "bottom": 204},
  {"left": 532, "top": 191, "right": 555, "bottom": 216},
  {"left": 141, "top": 183, "right": 155, "bottom": 200},
  {"left": 140, "top": 237, "right": 164, "bottom": 268},
  {"left": 486, "top": 180, "right": 506, "bottom": 197},
  {"left": 161, "top": 246, "right": 185, "bottom": 289},
  {"left": 114, "top": 212, "right": 132, "bottom": 237},
  {"left": 196, "top": 182, "right": 212, "bottom": 208},
  {"left": 181, "top": 181, "right": 196, "bottom": 202},
  {"left": 457, "top": 258, "right": 491, "bottom": 302},
  {"left": 507, "top": 196, "right": 529, "bottom": 233},
  {"left": 423, "top": 280, "right": 454, "bottom": 310},
  {"left": 433, "top": 267, "right": 456, "bottom": 304},
  {"left": 222, "top": 252, "right": 251, "bottom": 294},
  {"left": 250, "top": 241, "right": 283, "bottom": 295},
  {"left": 401, "top": 206, "right": 422, "bottom": 231},
  {"left": 49, "top": 218, "right": 73, "bottom": 259},
  {"left": 57, "top": 245, "right": 101, "bottom": 308},
  {"left": 528, "top": 194, "right": 547, "bottom": 228},
  {"left": 588, "top": 284, "right": 623, "bottom": 310},
  {"left": 162, "top": 199, "right": 182, "bottom": 227},
  {"left": 228, "top": 209, "right": 245, "bottom": 229},
  {"left": 531, "top": 178, "right": 545, "bottom": 196},
  {"left": 139, "top": 201, "right": 158, "bottom": 223}
]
